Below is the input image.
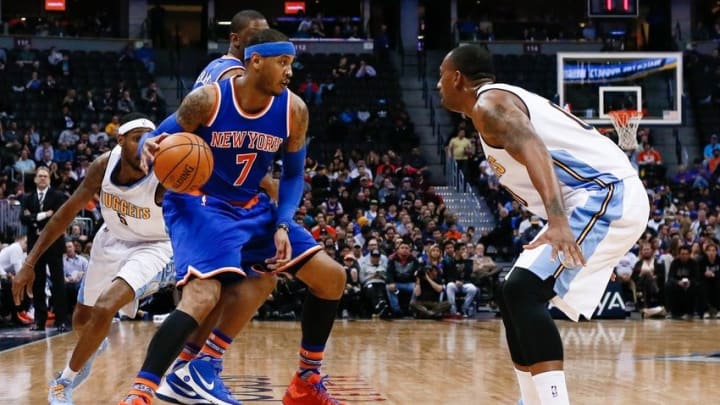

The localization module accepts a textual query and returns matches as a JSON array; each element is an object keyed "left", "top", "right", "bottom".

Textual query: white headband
[{"left": 118, "top": 118, "right": 156, "bottom": 135}]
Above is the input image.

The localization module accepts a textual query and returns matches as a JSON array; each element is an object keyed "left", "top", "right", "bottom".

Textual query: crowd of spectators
[
  {"left": 286, "top": 12, "right": 364, "bottom": 40},
  {"left": 6, "top": 13, "right": 117, "bottom": 38},
  {"left": 0, "top": 42, "right": 167, "bottom": 326},
  {"left": 691, "top": 1, "right": 720, "bottom": 41},
  {"left": 0, "top": 41, "right": 505, "bottom": 327},
  {"left": 454, "top": 14, "right": 615, "bottom": 43},
  {"left": 0, "top": 42, "right": 164, "bottom": 194},
  {"left": 454, "top": 96, "right": 720, "bottom": 320},
  {"left": 6, "top": 38, "right": 720, "bottom": 329},
  {"left": 254, "top": 148, "right": 503, "bottom": 321}
]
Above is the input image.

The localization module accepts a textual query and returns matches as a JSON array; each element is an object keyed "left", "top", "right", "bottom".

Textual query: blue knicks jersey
[
  {"left": 195, "top": 79, "right": 289, "bottom": 202},
  {"left": 193, "top": 56, "right": 244, "bottom": 89}
]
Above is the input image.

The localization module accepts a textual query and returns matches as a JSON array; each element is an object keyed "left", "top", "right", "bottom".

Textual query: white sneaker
[{"left": 48, "top": 377, "right": 74, "bottom": 405}]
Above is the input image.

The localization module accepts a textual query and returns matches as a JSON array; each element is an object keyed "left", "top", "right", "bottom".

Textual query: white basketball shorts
[
  {"left": 511, "top": 175, "right": 648, "bottom": 321},
  {"left": 78, "top": 224, "right": 173, "bottom": 317}
]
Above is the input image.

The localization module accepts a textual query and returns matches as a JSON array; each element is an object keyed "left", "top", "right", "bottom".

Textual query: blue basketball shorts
[{"left": 163, "top": 192, "right": 322, "bottom": 286}]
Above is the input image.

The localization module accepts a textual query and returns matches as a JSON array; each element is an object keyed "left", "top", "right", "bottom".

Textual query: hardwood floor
[{"left": 2, "top": 318, "right": 719, "bottom": 404}]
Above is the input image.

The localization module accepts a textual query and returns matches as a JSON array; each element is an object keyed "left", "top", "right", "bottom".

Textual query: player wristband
[{"left": 276, "top": 223, "right": 290, "bottom": 233}]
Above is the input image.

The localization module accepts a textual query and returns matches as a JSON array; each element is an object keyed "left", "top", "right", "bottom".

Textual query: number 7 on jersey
[{"left": 234, "top": 153, "right": 257, "bottom": 186}]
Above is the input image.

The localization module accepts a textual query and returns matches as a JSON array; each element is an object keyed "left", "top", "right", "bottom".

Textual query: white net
[{"left": 608, "top": 110, "right": 643, "bottom": 151}]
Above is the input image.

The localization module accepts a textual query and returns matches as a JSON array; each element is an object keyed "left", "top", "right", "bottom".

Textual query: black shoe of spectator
[
  {"left": 56, "top": 323, "right": 70, "bottom": 333},
  {"left": 30, "top": 323, "right": 45, "bottom": 331},
  {"left": 375, "top": 301, "right": 390, "bottom": 317},
  {"left": 278, "top": 311, "right": 296, "bottom": 321}
]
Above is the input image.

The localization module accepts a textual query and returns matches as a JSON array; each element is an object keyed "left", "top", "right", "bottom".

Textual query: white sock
[
  {"left": 60, "top": 365, "right": 78, "bottom": 381},
  {"left": 532, "top": 370, "right": 569, "bottom": 405},
  {"left": 515, "top": 369, "right": 541, "bottom": 405}
]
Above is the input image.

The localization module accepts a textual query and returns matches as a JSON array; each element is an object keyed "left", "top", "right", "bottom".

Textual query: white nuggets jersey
[
  {"left": 99, "top": 146, "right": 168, "bottom": 242},
  {"left": 476, "top": 83, "right": 638, "bottom": 218}
]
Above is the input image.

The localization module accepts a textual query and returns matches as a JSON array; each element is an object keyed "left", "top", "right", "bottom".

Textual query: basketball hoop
[{"left": 608, "top": 110, "right": 643, "bottom": 151}]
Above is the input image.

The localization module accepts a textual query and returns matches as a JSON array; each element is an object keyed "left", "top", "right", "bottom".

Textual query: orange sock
[
  {"left": 129, "top": 374, "right": 159, "bottom": 400},
  {"left": 178, "top": 343, "right": 200, "bottom": 362},
  {"left": 199, "top": 329, "right": 232, "bottom": 359},
  {"left": 298, "top": 346, "right": 324, "bottom": 373}
]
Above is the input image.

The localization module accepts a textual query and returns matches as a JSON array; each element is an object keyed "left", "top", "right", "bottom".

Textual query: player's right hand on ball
[{"left": 139, "top": 133, "right": 168, "bottom": 174}]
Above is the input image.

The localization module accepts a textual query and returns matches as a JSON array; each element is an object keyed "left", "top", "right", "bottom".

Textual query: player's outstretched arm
[
  {"left": 473, "top": 90, "right": 585, "bottom": 267},
  {"left": 12, "top": 153, "right": 110, "bottom": 304}
]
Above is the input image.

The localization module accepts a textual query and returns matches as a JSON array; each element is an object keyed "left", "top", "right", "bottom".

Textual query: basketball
[{"left": 153, "top": 132, "right": 214, "bottom": 193}]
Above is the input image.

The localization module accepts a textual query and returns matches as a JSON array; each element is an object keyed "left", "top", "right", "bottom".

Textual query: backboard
[{"left": 558, "top": 52, "right": 683, "bottom": 125}]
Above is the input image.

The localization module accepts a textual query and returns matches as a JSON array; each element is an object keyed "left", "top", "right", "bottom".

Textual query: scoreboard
[{"left": 588, "top": 0, "right": 639, "bottom": 18}]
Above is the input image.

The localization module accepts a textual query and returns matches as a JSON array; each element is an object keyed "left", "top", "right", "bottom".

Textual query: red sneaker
[
  {"left": 16, "top": 311, "right": 33, "bottom": 325},
  {"left": 282, "top": 372, "right": 346, "bottom": 405}
]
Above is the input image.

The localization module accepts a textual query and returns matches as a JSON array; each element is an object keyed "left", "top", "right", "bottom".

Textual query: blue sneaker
[
  {"left": 172, "top": 356, "right": 241, "bottom": 405},
  {"left": 72, "top": 337, "right": 109, "bottom": 388},
  {"left": 156, "top": 364, "right": 212, "bottom": 404},
  {"left": 48, "top": 377, "right": 74, "bottom": 404}
]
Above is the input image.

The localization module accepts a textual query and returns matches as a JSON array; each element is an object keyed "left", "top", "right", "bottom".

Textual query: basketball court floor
[{"left": 1, "top": 318, "right": 719, "bottom": 404}]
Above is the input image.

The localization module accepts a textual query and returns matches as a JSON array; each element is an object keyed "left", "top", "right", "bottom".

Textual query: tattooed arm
[
  {"left": 138, "top": 85, "right": 217, "bottom": 172},
  {"left": 472, "top": 89, "right": 585, "bottom": 267},
  {"left": 175, "top": 85, "right": 218, "bottom": 131},
  {"left": 286, "top": 92, "right": 309, "bottom": 152},
  {"left": 473, "top": 90, "right": 566, "bottom": 220}
]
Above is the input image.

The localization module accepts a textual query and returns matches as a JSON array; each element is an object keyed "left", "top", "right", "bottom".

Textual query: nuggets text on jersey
[{"left": 100, "top": 191, "right": 152, "bottom": 220}]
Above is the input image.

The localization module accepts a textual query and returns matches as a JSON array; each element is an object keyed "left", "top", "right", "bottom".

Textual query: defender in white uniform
[
  {"left": 86, "top": 142, "right": 171, "bottom": 317},
  {"left": 12, "top": 113, "right": 171, "bottom": 405},
  {"left": 437, "top": 45, "right": 647, "bottom": 405},
  {"left": 476, "top": 82, "right": 646, "bottom": 320}
]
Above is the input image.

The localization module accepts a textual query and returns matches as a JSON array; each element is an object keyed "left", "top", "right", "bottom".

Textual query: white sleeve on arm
[{"left": 10, "top": 247, "right": 25, "bottom": 275}]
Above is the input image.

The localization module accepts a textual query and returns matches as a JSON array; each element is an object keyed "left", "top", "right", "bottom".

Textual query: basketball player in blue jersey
[
  {"left": 119, "top": 29, "right": 347, "bottom": 405},
  {"left": 11, "top": 113, "right": 175, "bottom": 405},
  {"left": 193, "top": 10, "right": 267, "bottom": 89},
  {"left": 120, "top": 11, "right": 280, "bottom": 405},
  {"left": 144, "top": 12, "right": 279, "bottom": 402},
  {"left": 192, "top": 9, "right": 278, "bottom": 201},
  {"left": 437, "top": 44, "right": 648, "bottom": 405}
]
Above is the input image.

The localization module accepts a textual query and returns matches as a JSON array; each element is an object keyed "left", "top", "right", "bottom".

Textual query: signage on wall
[
  {"left": 523, "top": 43, "right": 541, "bottom": 54},
  {"left": 284, "top": 2, "right": 306, "bottom": 15},
  {"left": 13, "top": 37, "right": 32, "bottom": 48},
  {"left": 45, "top": 0, "right": 66, "bottom": 11}
]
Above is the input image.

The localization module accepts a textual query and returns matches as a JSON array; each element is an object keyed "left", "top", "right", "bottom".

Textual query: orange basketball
[{"left": 153, "top": 132, "right": 214, "bottom": 193}]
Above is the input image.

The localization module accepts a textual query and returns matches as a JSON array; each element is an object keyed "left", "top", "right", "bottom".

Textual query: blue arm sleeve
[
  {"left": 136, "top": 112, "right": 186, "bottom": 157},
  {"left": 276, "top": 146, "right": 307, "bottom": 227}
]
